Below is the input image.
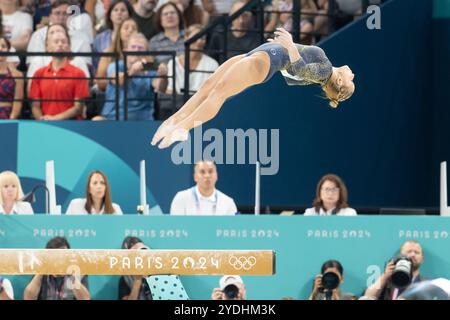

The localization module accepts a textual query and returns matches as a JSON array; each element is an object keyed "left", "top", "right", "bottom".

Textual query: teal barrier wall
[
  {"left": 0, "top": 121, "right": 193, "bottom": 214},
  {"left": 434, "top": 0, "right": 450, "bottom": 18},
  {"left": 1, "top": 216, "right": 449, "bottom": 300}
]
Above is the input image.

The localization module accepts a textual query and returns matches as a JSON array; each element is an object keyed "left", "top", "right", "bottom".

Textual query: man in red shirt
[{"left": 29, "top": 25, "right": 89, "bottom": 120}]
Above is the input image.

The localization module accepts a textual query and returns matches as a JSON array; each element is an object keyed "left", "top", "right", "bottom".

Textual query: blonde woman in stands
[{"left": 0, "top": 171, "right": 33, "bottom": 215}]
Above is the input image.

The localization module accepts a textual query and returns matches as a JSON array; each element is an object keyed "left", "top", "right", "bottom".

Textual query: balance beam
[{"left": 0, "top": 249, "right": 275, "bottom": 275}]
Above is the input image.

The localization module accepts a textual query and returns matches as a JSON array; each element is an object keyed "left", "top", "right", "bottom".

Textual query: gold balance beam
[{"left": 0, "top": 249, "right": 275, "bottom": 275}]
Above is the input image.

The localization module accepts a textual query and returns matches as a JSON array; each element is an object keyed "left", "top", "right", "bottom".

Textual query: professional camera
[
  {"left": 223, "top": 284, "right": 240, "bottom": 299},
  {"left": 220, "top": 275, "right": 243, "bottom": 300},
  {"left": 321, "top": 271, "right": 340, "bottom": 291},
  {"left": 390, "top": 256, "right": 413, "bottom": 288}
]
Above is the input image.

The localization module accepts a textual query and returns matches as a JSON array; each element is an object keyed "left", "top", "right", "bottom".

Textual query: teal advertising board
[
  {"left": 434, "top": 0, "right": 450, "bottom": 18},
  {"left": 0, "top": 216, "right": 449, "bottom": 300}
]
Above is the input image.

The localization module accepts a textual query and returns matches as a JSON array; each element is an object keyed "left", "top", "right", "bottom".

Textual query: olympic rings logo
[{"left": 228, "top": 256, "right": 257, "bottom": 270}]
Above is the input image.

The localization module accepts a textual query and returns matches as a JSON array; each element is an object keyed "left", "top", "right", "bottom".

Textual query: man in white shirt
[
  {"left": 27, "top": 0, "right": 92, "bottom": 67},
  {"left": 1, "top": 0, "right": 33, "bottom": 51},
  {"left": 170, "top": 160, "right": 237, "bottom": 215}
]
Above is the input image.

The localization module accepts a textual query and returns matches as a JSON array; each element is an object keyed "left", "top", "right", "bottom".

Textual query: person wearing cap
[
  {"left": 170, "top": 160, "right": 238, "bottom": 215},
  {"left": 364, "top": 240, "right": 427, "bottom": 300},
  {"left": 211, "top": 275, "right": 246, "bottom": 300}
]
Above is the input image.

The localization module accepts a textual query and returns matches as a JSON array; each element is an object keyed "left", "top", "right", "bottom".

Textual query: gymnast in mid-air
[{"left": 151, "top": 27, "right": 355, "bottom": 149}]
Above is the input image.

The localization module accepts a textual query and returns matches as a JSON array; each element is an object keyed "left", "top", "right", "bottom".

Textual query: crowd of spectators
[{"left": 0, "top": 0, "right": 379, "bottom": 121}]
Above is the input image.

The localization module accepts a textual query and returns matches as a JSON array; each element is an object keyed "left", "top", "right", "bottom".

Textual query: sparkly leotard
[{"left": 246, "top": 42, "right": 333, "bottom": 86}]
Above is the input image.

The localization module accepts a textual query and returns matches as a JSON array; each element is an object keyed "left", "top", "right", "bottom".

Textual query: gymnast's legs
[
  {"left": 152, "top": 51, "right": 271, "bottom": 148},
  {"left": 152, "top": 54, "right": 246, "bottom": 142}
]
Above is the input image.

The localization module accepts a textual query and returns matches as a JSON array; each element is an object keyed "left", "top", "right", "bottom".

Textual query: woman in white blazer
[
  {"left": 66, "top": 170, "right": 122, "bottom": 215},
  {"left": 0, "top": 171, "right": 33, "bottom": 215}
]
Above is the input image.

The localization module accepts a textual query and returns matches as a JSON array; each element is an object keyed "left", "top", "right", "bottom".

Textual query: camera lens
[
  {"left": 321, "top": 272, "right": 340, "bottom": 290},
  {"left": 391, "top": 257, "right": 412, "bottom": 287},
  {"left": 223, "top": 284, "right": 239, "bottom": 299}
]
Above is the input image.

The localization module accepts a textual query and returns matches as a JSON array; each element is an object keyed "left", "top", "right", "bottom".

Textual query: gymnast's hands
[
  {"left": 268, "top": 27, "right": 295, "bottom": 51},
  {"left": 268, "top": 27, "right": 301, "bottom": 63}
]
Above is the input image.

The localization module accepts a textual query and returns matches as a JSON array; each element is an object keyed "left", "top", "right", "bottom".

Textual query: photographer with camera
[
  {"left": 364, "top": 240, "right": 426, "bottom": 300},
  {"left": 118, "top": 236, "right": 153, "bottom": 300},
  {"left": 23, "top": 237, "right": 90, "bottom": 300},
  {"left": 0, "top": 276, "right": 14, "bottom": 300},
  {"left": 211, "top": 275, "right": 247, "bottom": 300},
  {"left": 118, "top": 236, "right": 189, "bottom": 300},
  {"left": 309, "top": 260, "right": 355, "bottom": 300}
]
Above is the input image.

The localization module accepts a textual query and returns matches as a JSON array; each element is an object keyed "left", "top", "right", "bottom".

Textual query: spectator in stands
[
  {"left": 66, "top": 0, "right": 95, "bottom": 45},
  {"left": 149, "top": 2, "right": 185, "bottom": 64},
  {"left": 0, "top": 171, "right": 33, "bottom": 215},
  {"left": 85, "top": 0, "right": 108, "bottom": 32},
  {"left": 304, "top": 174, "right": 357, "bottom": 216},
  {"left": 154, "top": 23, "right": 217, "bottom": 118},
  {"left": 200, "top": 0, "right": 234, "bottom": 21},
  {"left": 160, "top": 24, "right": 218, "bottom": 95},
  {"left": 28, "top": 24, "right": 90, "bottom": 91},
  {"left": 364, "top": 240, "right": 427, "bottom": 300},
  {"left": 309, "top": 260, "right": 356, "bottom": 300},
  {"left": 119, "top": 236, "right": 153, "bottom": 300},
  {"left": 0, "top": 36, "right": 23, "bottom": 119},
  {"left": 96, "top": 17, "right": 138, "bottom": 92},
  {"left": 18, "top": 0, "right": 35, "bottom": 14},
  {"left": 32, "top": 0, "right": 53, "bottom": 29},
  {"left": 211, "top": 275, "right": 246, "bottom": 300},
  {"left": 66, "top": 170, "right": 123, "bottom": 214},
  {"left": 132, "top": 0, "right": 159, "bottom": 41},
  {"left": 265, "top": 0, "right": 317, "bottom": 44},
  {"left": 173, "top": 0, "right": 209, "bottom": 28},
  {"left": 99, "top": 32, "right": 166, "bottom": 120},
  {"left": 331, "top": 0, "right": 382, "bottom": 32},
  {"left": 29, "top": 24, "right": 89, "bottom": 120},
  {"left": 0, "top": 10, "right": 19, "bottom": 66},
  {"left": 27, "top": 0, "right": 93, "bottom": 70},
  {"left": 93, "top": 0, "right": 133, "bottom": 69},
  {"left": 0, "top": 276, "right": 14, "bottom": 300},
  {"left": 23, "top": 237, "right": 90, "bottom": 300},
  {"left": 0, "top": 0, "right": 33, "bottom": 51},
  {"left": 170, "top": 160, "right": 238, "bottom": 215},
  {"left": 207, "top": 0, "right": 260, "bottom": 63}
]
